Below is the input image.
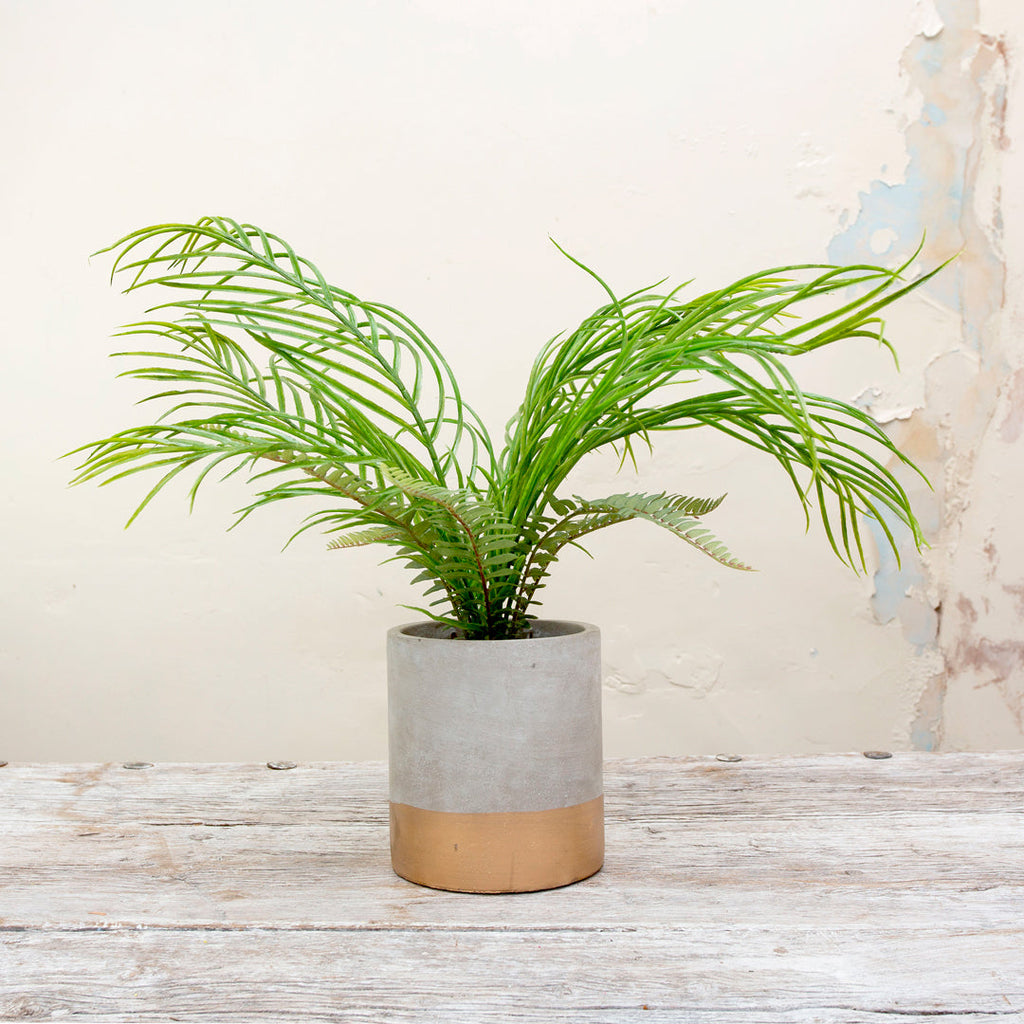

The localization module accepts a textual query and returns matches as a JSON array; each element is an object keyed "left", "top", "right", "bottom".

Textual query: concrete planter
[{"left": 387, "top": 620, "right": 603, "bottom": 893}]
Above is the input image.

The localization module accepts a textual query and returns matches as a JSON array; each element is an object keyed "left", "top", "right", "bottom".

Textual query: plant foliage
[{"left": 70, "top": 217, "right": 941, "bottom": 638}]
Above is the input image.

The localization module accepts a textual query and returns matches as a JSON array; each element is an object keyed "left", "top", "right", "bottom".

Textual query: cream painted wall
[{"left": 1, "top": 0, "right": 1022, "bottom": 761}]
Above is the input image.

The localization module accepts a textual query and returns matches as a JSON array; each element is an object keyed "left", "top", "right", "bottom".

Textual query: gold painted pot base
[{"left": 389, "top": 795, "right": 604, "bottom": 893}]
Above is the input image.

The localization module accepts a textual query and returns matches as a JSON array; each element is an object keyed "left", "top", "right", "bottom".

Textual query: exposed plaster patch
[
  {"left": 912, "top": 0, "right": 945, "bottom": 40},
  {"left": 947, "top": 597, "right": 1024, "bottom": 733},
  {"left": 957, "top": 593, "right": 979, "bottom": 623},
  {"left": 604, "top": 667, "right": 645, "bottom": 695},
  {"left": 791, "top": 134, "right": 834, "bottom": 201},
  {"left": 996, "top": 366, "right": 1024, "bottom": 442},
  {"left": 604, "top": 645, "right": 723, "bottom": 700},
  {"left": 1002, "top": 582, "right": 1024, "bottom": 618},
  {"left": 985, "top": 35, "right": 1012, "bottom": 153},
  {"left": 852, "top": 385, "right": 918, "bottom": 424},
  {"left": 982, "top": 533, "right": 999, "bottom": 578},
  {"left": 946, "top": 534, "right": 1024, "bottom": 736},
  {"left": 870, "top": 227, "right": 900, "bottom": 254},
  {"left": 907, "top": 642, "right": 948, "bottom": 750},
  {"left": 828, "top": 0, "right": 1011, "bottom": 749},
  {"left": 666, "top": 649, "right": 724, "bottom": 697}
]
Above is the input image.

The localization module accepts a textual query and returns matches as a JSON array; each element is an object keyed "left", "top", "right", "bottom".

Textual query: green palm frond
[
  {"left": 70, "top": 217, "right": 946, "bottom": 638},
  {"left": 93, "top": 217, "right": 494, "bottom": 486},
  {"left": 500, "top": 249, "right": 943, "bottom": 533}
]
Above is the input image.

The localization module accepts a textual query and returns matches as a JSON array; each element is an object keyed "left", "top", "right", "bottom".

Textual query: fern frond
[
  {"left": 383, "top": 465, "right": 525, "bottom": 637},
  {"left": 326, "top": 527, "right": 404, "bottom": 551},
  {"left": 578, "top": 493, "right": 750, "bottom": 570},
  {"left": 514, "top": 491, "right": 747, "bottom": 620}
]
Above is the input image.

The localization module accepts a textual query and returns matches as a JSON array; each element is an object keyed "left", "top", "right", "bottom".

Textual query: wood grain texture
[{"left": 1, "top": 754, "right": 1022, "bottom": 1022}]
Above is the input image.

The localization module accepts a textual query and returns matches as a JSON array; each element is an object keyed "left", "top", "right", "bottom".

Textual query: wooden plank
[
  {"left": 2, "top": 928, "right": 1021, "bottom": 1022},
  {"left": 0, "top": 814, "right": 1020, "bottom": 929},
  {"left": 0, "top": 761, "right": 390, "bottom": 826},
  {"left": 2, "top": 753, "right": 1021, "bottom": 826},
  {"left": 1, "top": 756, "right": 1022, "bottom": 1021}
]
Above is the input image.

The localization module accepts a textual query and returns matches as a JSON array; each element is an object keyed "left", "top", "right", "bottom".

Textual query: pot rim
[{"left": 390, "top": 620, "right": 599, "bottom": 643}]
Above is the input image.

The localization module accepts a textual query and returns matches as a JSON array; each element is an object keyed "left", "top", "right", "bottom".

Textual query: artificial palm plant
[{"left": 71, "top": 217, "right": 938, "bottom": 639}]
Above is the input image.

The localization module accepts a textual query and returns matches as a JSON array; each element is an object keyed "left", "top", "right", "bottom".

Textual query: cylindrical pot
[{"left": 387, "top": 620, "right": 603, "bottom": 893}]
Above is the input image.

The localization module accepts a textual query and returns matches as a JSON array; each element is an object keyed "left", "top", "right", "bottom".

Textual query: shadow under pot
[{"left": 386, "top": 620, "right": 603, "bottom": 893}]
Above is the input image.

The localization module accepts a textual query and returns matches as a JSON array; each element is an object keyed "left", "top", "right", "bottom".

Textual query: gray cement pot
[{"left": 386, "top": 620, "right": 603, "bottom": 893}]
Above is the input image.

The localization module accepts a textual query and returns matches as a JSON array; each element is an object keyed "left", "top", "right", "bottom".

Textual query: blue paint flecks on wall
[
  {"left": 828, "top": 15, "right": 959, "bottom": 754},
  {"left": 827, "top": 22, "right": 966, "bottom": 323},
  {"left": 865, "top": 513, "right": 907, "bottom": 627},
  {"left": 827, "top": 0, "right": 1009, "bottom": 752},
  {"left": 911, "top": 723, "right": 938, "bottom": 752},
  {"left": 827, "top": 174, "right": 925, "bottom": 264},
  {"left": 827, "top": 160, "right": 964, "bottom": 321},
  {"left": 863, "top": 508, "right": 936, "bottom": 649}
]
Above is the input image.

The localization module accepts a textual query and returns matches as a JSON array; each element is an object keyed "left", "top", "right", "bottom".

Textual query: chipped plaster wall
[
  {"left": 935, "top": 0, "right": 1024, "bottom": 749},
  {"left": 830, "top": 0, "right": 1024, "bottom": 750},
  {"left": 1, "top": 0, "right": 1022, "bottom": 760}
]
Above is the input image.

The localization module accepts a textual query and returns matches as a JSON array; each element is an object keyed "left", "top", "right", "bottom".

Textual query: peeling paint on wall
[{"left": 829, "top": 0, "right": 1017, "bottom": 750}]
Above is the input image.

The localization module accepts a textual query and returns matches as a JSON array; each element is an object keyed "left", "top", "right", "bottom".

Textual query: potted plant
[{"left": 71, "top": 217, "right": 940, "bottom": 892}]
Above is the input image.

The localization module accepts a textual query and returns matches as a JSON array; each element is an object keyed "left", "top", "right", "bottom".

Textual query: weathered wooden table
[{"left": 1, "top": 754, "right": 1021, "bottom": 1022}]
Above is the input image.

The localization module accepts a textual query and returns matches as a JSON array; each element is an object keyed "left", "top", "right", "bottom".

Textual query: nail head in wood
[
  {"left": 715, "top": 754, "right": 744, "bottom": 763},
  {"left": 863, "top": 751, "right": 893, "bottom": 760},
  {"left": 267, "top": 761, "right": 298, "bottom": 770},
  {"left": 122, "top": 762, "right": 154, "bottom": 770}
]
